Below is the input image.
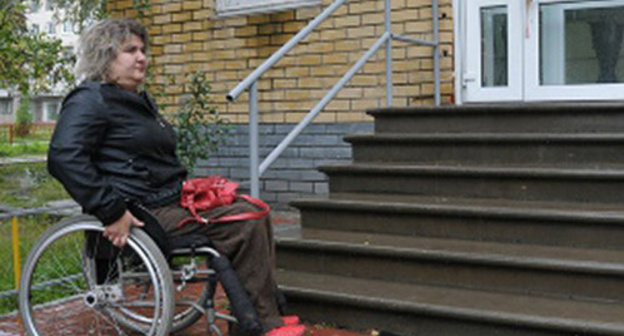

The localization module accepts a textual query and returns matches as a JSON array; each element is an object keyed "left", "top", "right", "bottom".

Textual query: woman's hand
[{"left": 103, "top": 210, "right": 144, "bottom": 247}]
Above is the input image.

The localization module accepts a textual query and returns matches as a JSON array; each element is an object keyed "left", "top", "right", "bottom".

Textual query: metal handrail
[
  {"left": 226, "top": 0, "right": 348, "bottom": 102},
  {"left": 260, "top": 32, "right": 391, "bottom": 175},
  {"left": 227, "top": 0, "right": 440, "bottom": 197},
  {"left": 0, "top": 203, "right": 79, "bottom": 221}
]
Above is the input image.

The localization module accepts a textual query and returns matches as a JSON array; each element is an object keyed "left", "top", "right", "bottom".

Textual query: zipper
[{"left": 140, "top": 90, "right": 166, "bottom": 128}]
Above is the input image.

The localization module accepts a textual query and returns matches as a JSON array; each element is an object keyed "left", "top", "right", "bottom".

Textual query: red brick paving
[
  {"left": 0, "top": 307, "right": 370, "bottom": 336},
  {"left": 0, "top": 212, "right": 370, "bottom": 336}
]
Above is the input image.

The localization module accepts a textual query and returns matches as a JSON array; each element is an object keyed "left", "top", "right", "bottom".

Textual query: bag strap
[
  {"left": 210, "top": 194, "right": 270, "bottom": 224},
  {"left": 177, "top": 194, "right": 270, "bottom": 228}
]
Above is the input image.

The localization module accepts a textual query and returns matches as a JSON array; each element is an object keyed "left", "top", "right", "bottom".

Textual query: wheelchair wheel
[
  {"left": 169, "top": 255, "right": 213, "bottom": 332},
  {"left": 19, "top": 216, "right": 174, "bottom": 336}
]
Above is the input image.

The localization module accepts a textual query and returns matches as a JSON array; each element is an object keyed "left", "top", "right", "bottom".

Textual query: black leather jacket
[{"left": 48, "top": 81, "right": 187, "bottom": 225}]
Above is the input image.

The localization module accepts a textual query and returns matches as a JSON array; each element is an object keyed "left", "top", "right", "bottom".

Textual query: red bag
[{"left": 178, "top": 175, "right": 270, "bottom": 228}]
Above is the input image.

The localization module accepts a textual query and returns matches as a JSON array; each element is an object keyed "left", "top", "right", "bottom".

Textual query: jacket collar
[{"left": 101, "top": 82, "right": 159, "bottom": 117}]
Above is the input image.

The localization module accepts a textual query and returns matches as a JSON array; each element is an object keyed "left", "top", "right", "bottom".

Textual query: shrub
[{"left": 168, "top": 72, "right": 231, "bottom": 176}]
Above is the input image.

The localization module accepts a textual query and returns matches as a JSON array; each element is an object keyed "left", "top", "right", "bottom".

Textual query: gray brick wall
[{"left": 195, "top": 122, "right": 373, "bottom": 210}]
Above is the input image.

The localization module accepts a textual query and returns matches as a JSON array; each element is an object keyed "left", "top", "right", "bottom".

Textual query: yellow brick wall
[{"left": 108, "top": 0, "right": 454, "bottom": 123}]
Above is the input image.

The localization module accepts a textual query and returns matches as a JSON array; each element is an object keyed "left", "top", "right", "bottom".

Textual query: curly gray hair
[{"left": 75, "top": 18, "right": 149, "bottom": 82}]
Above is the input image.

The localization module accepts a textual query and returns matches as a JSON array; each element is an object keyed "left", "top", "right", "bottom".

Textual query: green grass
[
  {"left": 0, "top": 124, "right": 53, "bottom": 157},
  {"left": 27, "top": 226, "right": 86, "bottom": 308},
  {"left": 0, "top": 162, "right": 69, "bottom": 208},
  {"left": 0, "top": 219, "right": 17, "bottom": 315},
  {"left": 0, "top": 141, "right": 49, "bottom": 157}
]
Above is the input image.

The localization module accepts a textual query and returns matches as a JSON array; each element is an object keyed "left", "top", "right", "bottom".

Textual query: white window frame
[
  {"left": 463, "top": 0, "right": 523, "bottom": 102},
  {"left": 525, "top": 0, "right": 624, "bottom": 101},
  {"left": 216, "top": 0, "right": 321, "bottom": 17}
]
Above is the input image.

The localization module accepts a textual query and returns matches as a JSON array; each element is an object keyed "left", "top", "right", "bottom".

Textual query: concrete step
[
  {"left": 320, "top": 163, "right": 624, "bottom": 204},
  {"left": 345, "top": 133, "right": 624, "bottom": 165},
  {"left": 276, "top": 229, "right": 624, "bottom": 303},
  {"left": 281, "top": 104, "right": 624, "bottom": 334},
  {"left": 277, "top": 269, "right": 624, "bottom": 336},
  {"left": 291, "top": 194, "right": 624, "bottom": 250},
  {"left": 369, "top": 104, "right": 624, "bottom": 134}
]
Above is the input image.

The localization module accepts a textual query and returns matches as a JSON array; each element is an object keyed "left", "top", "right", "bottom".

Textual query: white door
[
  {"left": 463, "top": 0, "right": 624, "bottom": 103},
  {"left": 464, "top": 0, "right": 523, "bottom": 102}
]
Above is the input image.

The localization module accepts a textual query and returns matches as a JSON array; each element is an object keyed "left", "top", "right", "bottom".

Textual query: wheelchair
[{"left": 18, "top": 213, "right": 262, "bottom": 336}]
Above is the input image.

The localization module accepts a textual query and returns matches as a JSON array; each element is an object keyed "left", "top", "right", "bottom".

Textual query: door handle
[{"left": 462, "top": 73, "right": 477, "bottom": 87}]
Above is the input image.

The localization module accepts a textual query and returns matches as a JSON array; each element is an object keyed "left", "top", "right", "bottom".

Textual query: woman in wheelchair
[{"left": 44, "top": 18, "right": 304, "bottom": 336}]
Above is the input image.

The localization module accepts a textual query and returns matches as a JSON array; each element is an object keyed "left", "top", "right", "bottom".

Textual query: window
[
  {"left": 538, "top": 3, "right": 624, "bottom": 86},
  {"left": 31, "top": 0, "right": 40, "bottom": 12},
  {"left": 216, "top": 0, "right": 320, "bottom": 17},
  {"left": 0, "top": 100, "right": 12, "bottom": 116},
  {"left": 45, "top": 0, "right": 53, "bottom": 11},
  {"left": 47, "top": 22, "right": 56, "bottom": 34},
  {"left": 63, "top": 20, "right": 73, "bottom": 33},
  {"left": 43, "top": 101, "right": 60, "bottom": 122},
  {"left": 62, "top": 46, "right": 74, "bottom": 59},
  {"left": 31, "top": 24, "right": 40, "bottom": 34}
]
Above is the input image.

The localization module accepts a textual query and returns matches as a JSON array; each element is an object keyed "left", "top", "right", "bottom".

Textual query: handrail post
[
  {"left": 249, "top": 81, "right": 260, "bottom": 198},
  {"left": 385, "top": 0, "right": 393, "bottom": 107},
  {"left": 12, "top": 216, "right": 21, "bottom": 289},
  {"left": 433, "top": 0, "right": 441, "bottom": 106}
]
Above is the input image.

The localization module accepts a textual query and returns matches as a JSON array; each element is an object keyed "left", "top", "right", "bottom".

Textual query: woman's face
[{"left": 107, "top": 34, "right": 147, "bottom": 91}]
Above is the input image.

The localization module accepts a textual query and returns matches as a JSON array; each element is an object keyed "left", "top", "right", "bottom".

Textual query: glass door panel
[
  {"left": 481, "top": 6, "right": 509, "bottom": 87},
  {"left": 527, "top": 0, "right": 624, "bottom": 101},
  {"left": 464, "top": 0, "right": 522, "bottom": 102},
  {"left": 540, "top": 2, "right": 624, "bottom": 85}
]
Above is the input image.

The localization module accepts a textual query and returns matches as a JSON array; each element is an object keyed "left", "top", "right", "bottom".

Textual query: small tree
[
  {"left": 47, "top": 0, "right": 108, "bottom": 32},
  {"left": 0, "top": 2, "right": 75, "bottom": 96},
  {"left": 169, "top": 72, "right": 231, "bottom": 175},
  {"left": 15, "top": 96, "right": 33, "bottom": 138}
]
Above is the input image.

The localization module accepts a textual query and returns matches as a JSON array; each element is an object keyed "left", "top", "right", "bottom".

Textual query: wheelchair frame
[{"left": 18, "top": 215, "right": 238, "bottom": 336}]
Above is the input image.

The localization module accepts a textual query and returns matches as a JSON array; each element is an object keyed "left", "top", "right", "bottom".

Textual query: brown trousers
[{"left": 150, "top": 199, "right": 283, "bottom": 331}]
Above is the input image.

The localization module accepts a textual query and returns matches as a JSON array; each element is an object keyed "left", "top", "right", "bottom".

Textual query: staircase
[{"left": 274, "top": 104, "right": 624, "bottom": 336}]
